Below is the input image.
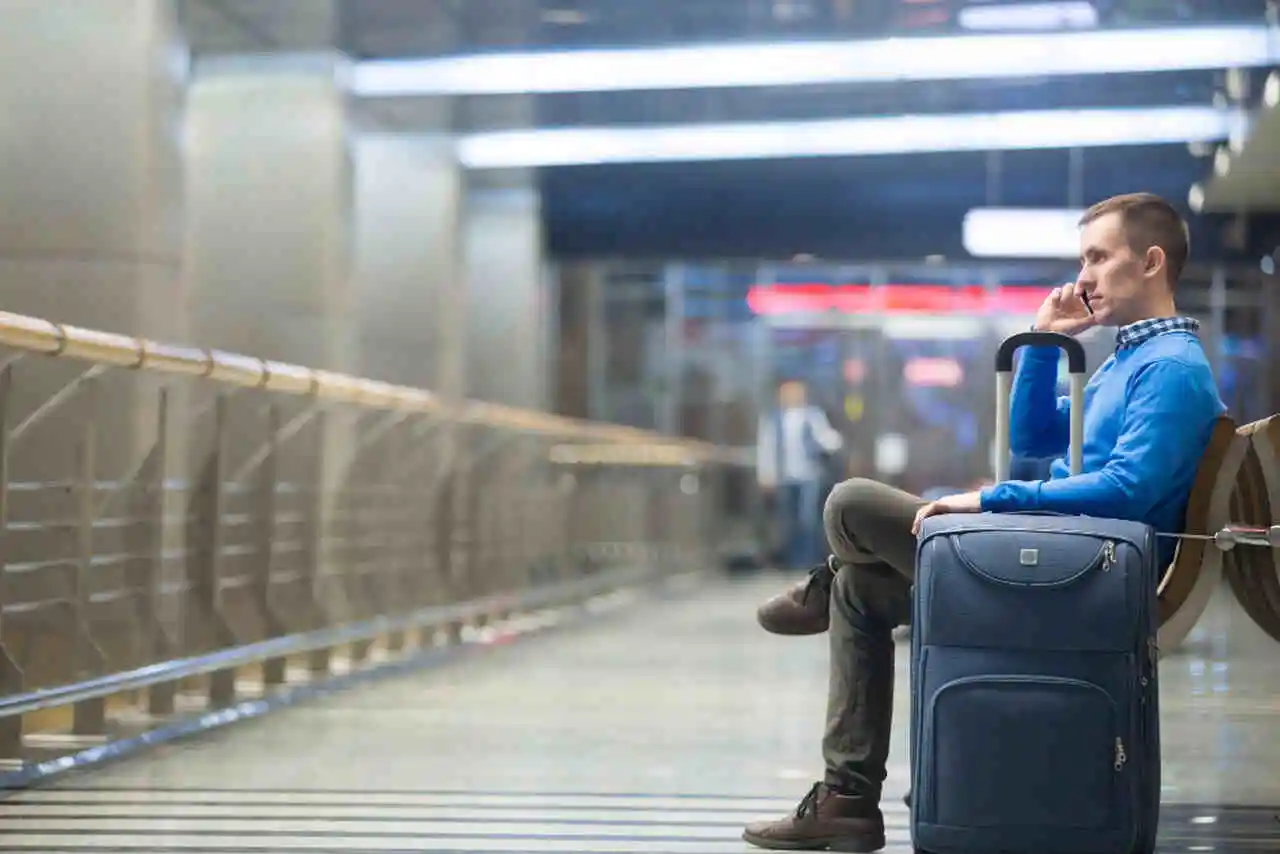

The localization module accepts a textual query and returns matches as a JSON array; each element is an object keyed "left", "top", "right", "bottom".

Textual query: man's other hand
[{"left": 912, "top": 491, "right": 983, "bottom": 535}]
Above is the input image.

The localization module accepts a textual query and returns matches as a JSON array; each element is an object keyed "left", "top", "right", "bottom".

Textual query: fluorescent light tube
[
  {"left": 963, "top": 207, "right": 1085, "bottom": 258},
  {"left": 958, "top": 2, "right": 1098, "bottom": 31},
  {"left": 457, "top": 106, "right": 1240, "bottom": 169},
  {"left": 355, "top": 25, "right": 1277, "bottom": 96}
]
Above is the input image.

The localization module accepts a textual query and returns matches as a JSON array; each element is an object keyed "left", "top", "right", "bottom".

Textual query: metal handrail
[
  {"left": 0, "top": 307, "right": 748, "bottom": 779},
  {"left": 0, "top": 310, "right": 730, "bottom": 461},
  {"left": 0, "top": 564, "right": 655, "bottom": 719}
]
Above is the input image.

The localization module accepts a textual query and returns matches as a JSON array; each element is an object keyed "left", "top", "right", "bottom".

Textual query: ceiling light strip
[
  {"left": 355, "top": 25, "right": 1278, "bottom": 96},
  {"left": 458, "top": 106, "right": 1240, "bottom": 168}
]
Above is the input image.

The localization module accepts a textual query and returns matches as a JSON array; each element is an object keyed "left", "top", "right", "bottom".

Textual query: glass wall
[{"left": 555, "top": 257, "right": 1274, "bottom": 495}]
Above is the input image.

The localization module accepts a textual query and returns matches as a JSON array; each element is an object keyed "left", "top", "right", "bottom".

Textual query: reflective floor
[{"left": 1, "top": 572, "right": 1277, "bottom": 853}]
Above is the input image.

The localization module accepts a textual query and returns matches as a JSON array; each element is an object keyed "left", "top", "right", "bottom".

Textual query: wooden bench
[
  {"left": 1223, "top": 414, "right": 1280, "bottom": 643},
  {"left": 1154, "top": 413, "right": 1280, "bottom": 653},
  {"left": 1154, "top": 416, "right": 1245, "bottom": 652}
]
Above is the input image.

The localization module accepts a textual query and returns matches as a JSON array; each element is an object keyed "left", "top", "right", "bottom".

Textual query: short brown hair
[{"left": 1079, "top": 192, "right": 1190, "bottom": 286}]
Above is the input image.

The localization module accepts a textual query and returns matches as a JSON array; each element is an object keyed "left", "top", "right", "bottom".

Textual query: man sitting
[{"left": 744, "top": 192, "right": 1225, "bottom": 853}]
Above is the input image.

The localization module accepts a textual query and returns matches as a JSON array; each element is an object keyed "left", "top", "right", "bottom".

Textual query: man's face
[
  {"left": 1076, "top": 211, "right": 1158, "bottom": 327},
  {"left": 779, "top": 381, "right": 806, "bottom": 408}
]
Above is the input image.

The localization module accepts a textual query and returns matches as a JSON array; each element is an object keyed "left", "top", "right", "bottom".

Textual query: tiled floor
[{"left": 1, "top": 571, "right": 1278, "bottom": 853}]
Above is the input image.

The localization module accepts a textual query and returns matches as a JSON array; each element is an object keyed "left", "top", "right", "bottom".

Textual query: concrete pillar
[
  {"left": 353, "top": 135, "right": 463, "bottom": 391},
  {"left": 184, "top": 53, "right": 354, "bottom": 372},
  {"left": 463, "top": 172, "right": 549, "bottom": 409},
  {"left": 0, "top": 0, "right": 187, "bottom": 339}
]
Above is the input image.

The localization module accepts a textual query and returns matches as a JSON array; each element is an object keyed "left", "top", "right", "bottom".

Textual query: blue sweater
[{"left": 980, "top": 330, "right": 1224, "bottom": 562}]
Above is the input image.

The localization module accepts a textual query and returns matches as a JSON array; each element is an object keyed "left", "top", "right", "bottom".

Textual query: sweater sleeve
[
  {"left": 1009, "top": 346, "right": 1071, "bottom": 459},
  {"left": 981, "top": 359, "right": 1212, "bottom": 519}
]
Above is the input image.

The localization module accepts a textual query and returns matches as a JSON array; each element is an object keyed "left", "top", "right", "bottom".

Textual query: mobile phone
[{"left": 1081, "top": 290, "right": 1094, "bottom": 315}]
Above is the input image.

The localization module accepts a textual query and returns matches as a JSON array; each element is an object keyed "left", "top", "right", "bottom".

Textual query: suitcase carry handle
[{"left": 994, "top": 331, "right": 1088, "bottom": 481}]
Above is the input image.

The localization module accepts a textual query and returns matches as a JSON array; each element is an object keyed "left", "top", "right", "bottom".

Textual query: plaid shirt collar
[{"left": 1114, "top": 316, "right": 1200, "bottom": 351}]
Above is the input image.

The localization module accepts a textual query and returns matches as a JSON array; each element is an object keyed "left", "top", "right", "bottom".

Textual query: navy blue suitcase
[{"left": 909, "top": 332, "right": 1161, "bottom": 854}]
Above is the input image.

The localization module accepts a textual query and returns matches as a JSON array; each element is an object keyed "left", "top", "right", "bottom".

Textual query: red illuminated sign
[
  {"left": 746, "top": 284, "right": 1052, "bottom": 316},
  {"left": 843, "top": 358, "right": 866, "bottom": 384},
  {"left": 904, "top": 357, "right": 965, "bottom": 388}
]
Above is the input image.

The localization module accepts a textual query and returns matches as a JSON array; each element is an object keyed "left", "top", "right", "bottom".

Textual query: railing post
[
  {"left": 0, "top": 365, "right": 25, "bottom": 763},
  {"left": 348, "top": 414, "right": 377, "bottom": 665},
  {"left": 432, "top": 449, "right": 454, "bottom": 622},
  {"left": 442, "top": 430, "right": 469, "bottom": 642},
  {"left": 71, "top": 378, "right": 107, "bottom": 737},
  {"left": 304, "top": 409, "right": 331, "bottom": 677},
  {"left": 382, "top": 421, "right": 405, "bottom": 652},
  {"left": 451, "top": 434, "right": 474, "bottom": 611},
  {"left": 197, "top": 393, "right": 236, "bottom": 708},
  {"left": 398, "top": 417, "right": 435, "bottom": 643},
  {"left": 256, "top": 403, "right": 286, "bottom": 688},
  {"left": 559, "top": 467, "right": 578, "bottom": 579},
  {"left": 516, "top": 436, "right": 538, "bottom": 591},
  {"left": 146, "top": 388, "right": 177, "bottom": 718}
]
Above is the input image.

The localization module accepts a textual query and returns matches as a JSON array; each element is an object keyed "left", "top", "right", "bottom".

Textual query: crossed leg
[{"left": 743, "top": 479, "right": 924, "bottom": 852}]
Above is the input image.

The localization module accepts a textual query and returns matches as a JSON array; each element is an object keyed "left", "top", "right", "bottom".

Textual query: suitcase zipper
[
  {"left": 1102, "top": 540, "right": 1116, "bottom": 571},
  {"left": 1114, "top": 737, "right": 1127, "bottom": 772}
]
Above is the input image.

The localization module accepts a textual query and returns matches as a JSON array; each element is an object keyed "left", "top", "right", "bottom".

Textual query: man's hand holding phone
[{"left": 1033, "top": 283, "right": 1098, "bottom": 337}]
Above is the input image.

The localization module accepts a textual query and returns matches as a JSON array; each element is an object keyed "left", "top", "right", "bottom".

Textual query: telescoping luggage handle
[{"left": 994, "top": 331, "right": 1088, "bottom": 482}]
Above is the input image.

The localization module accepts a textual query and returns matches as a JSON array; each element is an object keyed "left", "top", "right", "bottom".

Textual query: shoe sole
[
  {"left": 757, "top": 622, "right": 830, "bottom": 636},
  {"left": 741, "top": 829, "right": 886, "bottom": 852}
]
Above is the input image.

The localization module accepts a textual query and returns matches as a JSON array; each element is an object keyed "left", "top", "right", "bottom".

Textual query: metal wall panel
[
  {"left": 353, "top": 135, "right": 463, "bottom": 391},
  {"left": 184, "top": 54, "right": 354, "bottom": 372},
  {"left": 0, "top": 0, "right": 186, "bottom": 337},
  {"left": 463, "top": 179, "right": 548, "bottom": 409}
]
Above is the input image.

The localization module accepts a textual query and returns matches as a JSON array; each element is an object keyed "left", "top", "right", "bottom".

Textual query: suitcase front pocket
[{"left": 921, "top": 674, "right": 1125, "bottom": 832}]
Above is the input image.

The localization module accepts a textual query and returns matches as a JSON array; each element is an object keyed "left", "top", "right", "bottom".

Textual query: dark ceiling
[
  {"left": 539, "top": 144, "right": 1243, "bottom": 261},
  {"left": 530, "top": 58, "right": 1271, "bottom": 261},
  {"left": 189, "top": 0, "right": 1278, "bottom": 263}
]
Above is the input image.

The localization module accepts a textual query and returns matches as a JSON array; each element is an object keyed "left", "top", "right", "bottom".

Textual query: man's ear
[{"left": 1143, "top": 245, "right": 1166, "bottom": 279}]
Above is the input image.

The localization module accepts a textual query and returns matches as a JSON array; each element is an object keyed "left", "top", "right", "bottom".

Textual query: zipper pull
[
  {"left": 1102, "top": 540, "right": 1117, "bottom": 572},
  {"left": 1114, "top": 737, "right": 1127, "bottom": 771}
]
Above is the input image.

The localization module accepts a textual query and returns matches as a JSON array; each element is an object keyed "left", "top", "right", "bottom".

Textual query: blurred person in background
[{"left": 757, "top": 378, "right": 844, "bottom": 571}]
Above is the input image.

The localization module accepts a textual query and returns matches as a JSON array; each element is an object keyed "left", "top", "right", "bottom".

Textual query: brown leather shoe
[
  {"left": 757, "top": 557, "right": 837, "bottom": 635},
  {"left": 742, "top": 782, "right": 885, "bottom": 851}
]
